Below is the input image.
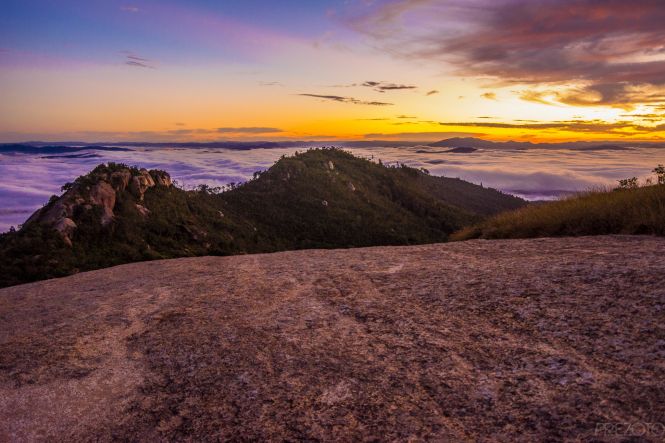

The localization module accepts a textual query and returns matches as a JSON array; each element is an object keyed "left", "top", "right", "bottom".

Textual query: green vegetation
[
  {"left": 0, "top": 148, "right": 525, "bottom": 288},
  {"left": 218, "top": 148, "right": 524, "bottom": 249},
  {"left": 453, "top": 174, "right": 665, "bottom": 241}
]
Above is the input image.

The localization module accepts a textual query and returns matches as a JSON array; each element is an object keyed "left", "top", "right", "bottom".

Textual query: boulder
[
  {"left": 89, "top": 182, "right": 116, "bottom": 225},
  {"left": 110, "top": 170, "right": 132, "bottom": 192},
  {"left": 130, "top": 169, "right": 156, "bottom": 201},
  {"left": 54, "top": 217, "right": 77, "bottom": 246},
  {"left": 25, "top": 187, "right": 81, "bottom": 227},
  {"left": 150, "top": 170, "right": 172, "bottom": 187}
]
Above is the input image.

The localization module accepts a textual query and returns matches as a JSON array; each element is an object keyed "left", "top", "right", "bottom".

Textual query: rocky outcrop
[
  {"left": 150, "top": 170, "right": 172, "bottom": 187},
  {"left": 88, "top": 182, "right": 116, "bottom": 226},
  {"left": 130, "top": 169, "right": 156, "bottom": 201},
  {"left": 23, "top": 165, "right": 172, "bottom": 245},
  {"left": 1, "top": 236, "right": 663, "bottom": 441},
  {"left": 110, "top": 170, "right": 132, "bottom": 192},
  {"left": 53, "top": 218, "right": 77, "bottom": 246}
]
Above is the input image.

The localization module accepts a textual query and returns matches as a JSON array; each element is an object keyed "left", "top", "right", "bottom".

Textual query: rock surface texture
[{"left": 1, "top": 236, "right": 664, "bottom": 442}]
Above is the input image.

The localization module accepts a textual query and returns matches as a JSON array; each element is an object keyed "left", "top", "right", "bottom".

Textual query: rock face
[
  {"left": 53, "top": 218, "right": 77, "bottom": 246},
  {"left": 150, "top": 170, "right": 172, "bottom": 187},
  {"left": 23, "top": 166, "right": 171, "bottom": 245},
  {"left": 129, "top": 169, "right": 156, "bottom": 201},
  {"left": 88, "top": 182, "right": 116, "bottom": 226},
  {"left": 1, "top": 236, "right": 663, "bottom": 442},
  {"left": 110, "top": 170, "right": 132, "bottom": 192}
]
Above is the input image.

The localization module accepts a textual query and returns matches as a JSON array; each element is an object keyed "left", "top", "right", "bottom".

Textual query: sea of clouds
[{"left": 1, "top": 145, "right": 662, "bottom": 232}]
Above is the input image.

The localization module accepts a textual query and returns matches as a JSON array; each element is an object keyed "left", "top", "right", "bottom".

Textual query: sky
[{"left": 1, "top": 0, "right": 665, "bottom": 142}]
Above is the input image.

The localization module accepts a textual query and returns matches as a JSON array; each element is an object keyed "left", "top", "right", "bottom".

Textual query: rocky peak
[{"left": 23, "top": 164, "right": 172, "bottom": 245}]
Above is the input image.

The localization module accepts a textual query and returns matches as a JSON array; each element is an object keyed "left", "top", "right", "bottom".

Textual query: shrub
[{"left": 617, "top": 177, "right": 639, "bottom": 190}]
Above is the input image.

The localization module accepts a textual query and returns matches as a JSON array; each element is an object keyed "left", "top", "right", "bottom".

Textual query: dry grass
[{"left": 452, "top": 184, "right": 665, "bottom": 240}]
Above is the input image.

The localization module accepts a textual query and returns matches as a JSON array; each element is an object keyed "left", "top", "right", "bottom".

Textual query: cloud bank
[
  {"left": 2, "top": 142, "right": 662, "bottom": 231},
  {"left": 346, "top": 0, "right": 665, "bottom": 109}
]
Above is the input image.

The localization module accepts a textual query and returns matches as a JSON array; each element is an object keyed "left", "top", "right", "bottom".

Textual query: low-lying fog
[{"left": 1, "top": 144, "right": 662, "bottom": 232}]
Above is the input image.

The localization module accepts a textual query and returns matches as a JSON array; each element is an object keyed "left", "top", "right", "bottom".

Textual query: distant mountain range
[
  {"left": 1, "top": 138, "right": 662, "bottom": 152},
  {"left": 0, "top": 144, "right": 133, "bottom": 154},
  {"left": 427, "top": 137, "right": 650, "bottom": 150},
  {"left": 0, "top": 148, "right": 525, "bottom": 287}
]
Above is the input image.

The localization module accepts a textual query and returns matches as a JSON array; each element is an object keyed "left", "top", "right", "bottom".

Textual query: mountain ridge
[{"left": 0, "top": 148, "right": 525, "bottom": 288}]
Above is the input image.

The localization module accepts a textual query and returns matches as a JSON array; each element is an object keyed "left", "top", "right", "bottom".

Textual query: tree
[
  {"left": 654, "top": 164, "right": 665, "bottom": 185},
  {"left": 196, "top": 184, "right": 212, "bottom": 194}
]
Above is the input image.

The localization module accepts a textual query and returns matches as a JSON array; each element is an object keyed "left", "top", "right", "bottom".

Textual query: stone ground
[{"left": 1, "top": 235, "right": 664, "bottom": 442}]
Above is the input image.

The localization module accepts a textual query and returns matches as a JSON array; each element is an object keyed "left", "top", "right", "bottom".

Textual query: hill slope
[
  {"left": 1, "top": 236, "right": 663, "bottom": 441},
  {"left": 453, "top": 184, "right": 665, "bottom": 240},
  {"left": 0, "top": 148, "right": 525, "bottom": 288}
]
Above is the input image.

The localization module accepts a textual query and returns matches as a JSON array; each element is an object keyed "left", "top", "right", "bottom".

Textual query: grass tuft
[{"left": 451, "top": 184, "right": 665, "bottom": 241}]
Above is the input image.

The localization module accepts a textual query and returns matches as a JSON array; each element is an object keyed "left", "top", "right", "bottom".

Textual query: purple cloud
[{"left": 346, "top": 0, "right": 665, "bottom": 109}]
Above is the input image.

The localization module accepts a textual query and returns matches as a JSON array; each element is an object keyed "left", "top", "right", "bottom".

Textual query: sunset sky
[{"left": 1, "top": 0, "right": 665, "bottom": 142}]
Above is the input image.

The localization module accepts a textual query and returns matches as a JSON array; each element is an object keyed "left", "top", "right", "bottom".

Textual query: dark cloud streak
[
  {"left": 125, "top": 60, "right": 154, "bottom": 69},
  {"left": 122, "top": 52, "right": 155, "bottom": 69},
  {"left": 361, "top": 81, "right": 417, "bottom": 92},
  {"left": 438, "top": 119, "right": 665, "bottom": 134},
  {"left": 216, "top": 127, "right": 283, "bottom": 134},
  {"left": 298, "top": 93, "right": 393, "bottom": 106}
]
